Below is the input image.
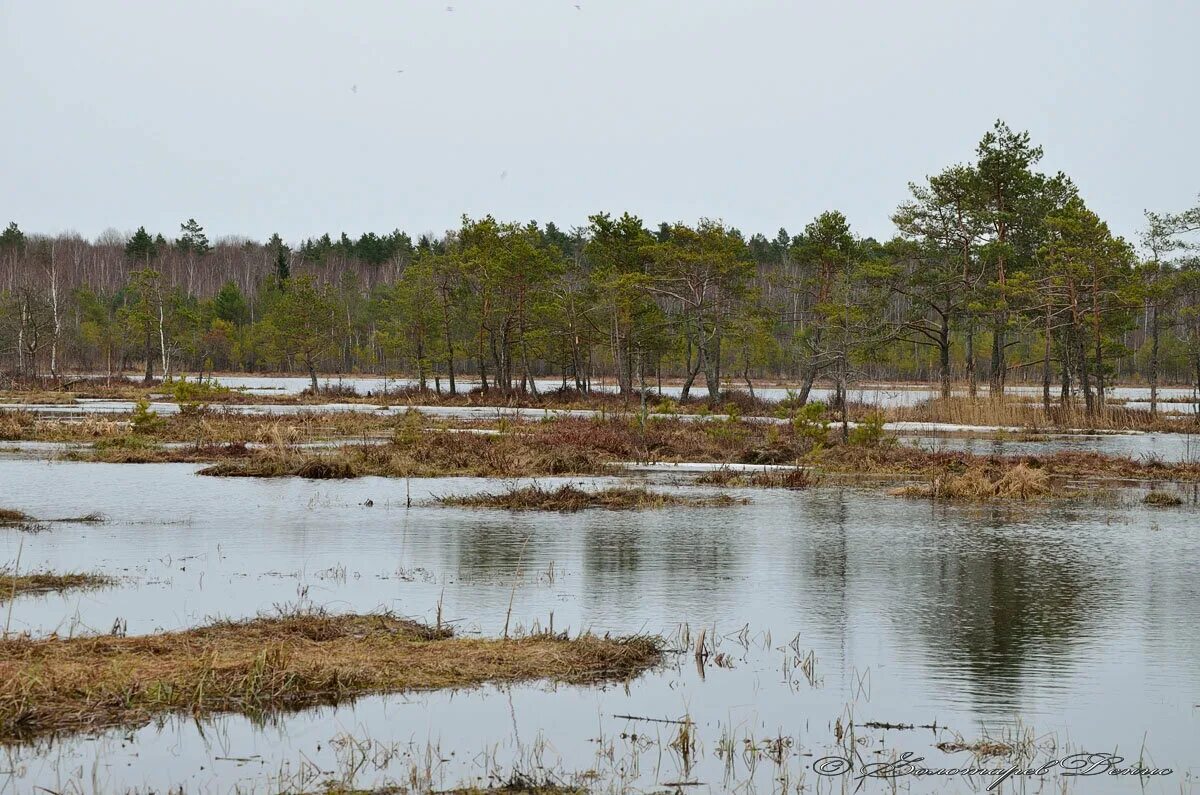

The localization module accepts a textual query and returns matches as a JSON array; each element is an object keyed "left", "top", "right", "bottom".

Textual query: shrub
[
  {"left": 792, "top": 401, "right": 830, "bottom": 450},
  {"left": 130, "top": 399, "right": 164, "bottom": 434},
  {"left": 849, "top": 412, "right": 891, "bottom": 448}
]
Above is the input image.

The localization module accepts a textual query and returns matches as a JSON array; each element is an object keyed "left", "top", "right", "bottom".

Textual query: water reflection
[{"left": 0, "top": 458, "right": 1197, "bottom": 792}]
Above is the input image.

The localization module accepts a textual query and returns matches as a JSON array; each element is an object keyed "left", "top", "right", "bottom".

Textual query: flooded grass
[
  {"left": 321, "top": 782, "right": 583, "bottom": 795},
  {"left": 0, "top": 509, "right": 33, "bottom": 525},
  {"left": 197, "top": 436, "right": 609, "bottom": 479},
  {"left": 888, "top": 463, "right": 1051, "bottom": 501},
  {"left": 1144, "top": 490, "right": 1184, "bottom": 506},
  {"left": 0, "top": 508, "right": 104, "bottom": 532},
  {"left": 0, "top": 609, "right": 662, "bottom": 743},
  {"left": 877, "top": 395, "right": 1198, "bottom": 433},
  {"left": 436, "top": 483, "right": 745, "bottom": 511},
  {"left": 1, "top": 571, "right": 114, "bottom": 601},
  {"left": 695, "top": 467, "right": 817, "bottom": 489},
  {"left": 815, "top": 445, "right": 1200, "bottom": 483}
]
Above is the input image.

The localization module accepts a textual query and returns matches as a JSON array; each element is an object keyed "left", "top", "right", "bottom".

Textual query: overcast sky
[{"left": 2, "top": 0, "right": 1196, "bottom": 245}]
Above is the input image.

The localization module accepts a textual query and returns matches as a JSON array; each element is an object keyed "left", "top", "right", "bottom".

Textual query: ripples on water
[{"left": 1, "top": 457, "right": 1197, "bottom": 792}]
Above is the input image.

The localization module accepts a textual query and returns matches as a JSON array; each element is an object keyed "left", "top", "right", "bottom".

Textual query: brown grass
[
  {"left": 815, "top": 445, "right": 1200, "bottom": 483},
  {"left": 1144, "top": 490, "right": 1184, "bottom": 506},
  {"left": 695, "top": 467, "right": 817, "bottom": 489},
  {"left": 889, "top": 464, "right": 1052, "bottom": 501},
  {"left": 436, "top": 483, "right": 745, "bottom": 511},
  {"left": 0, "top": 509, "right": 32, "bottom": 525},
  {"left": 876, "top": 396, "right": 1198, "bottom": 433},
  {"left": 936, "top": 739, "right": 1015, "bottom": 758},
  {"left": 0, "top": 610, "right": 662, "bottom": 743},
  {"left": 322, "top": 783, "right": 582, "bottom": 795},
  {"left": 197, "top": 434, "right": 610, "bottom": 479},
  {"left": 1, "top": 571, "right": 114, "bottom": 601}
]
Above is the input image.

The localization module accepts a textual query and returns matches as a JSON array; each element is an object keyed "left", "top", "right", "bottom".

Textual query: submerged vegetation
[
  {"left": 0, "top": 610, "right": 662, "bottom": 742},
  {"left": 436, "top": 483, "right": 744, "bottom": 512}
]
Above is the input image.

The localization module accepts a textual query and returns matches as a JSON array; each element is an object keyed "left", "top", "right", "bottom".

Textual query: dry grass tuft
[
  {"left": 1, "top": 571, "right": 114, "bottom": 601},
  {"left": 877, "top": 395, "right": 1197, "bottom": 433},
  {"left": 0, "top": 509, "right": 33, "bottom": 525},
  {"left": 437, "top": 483, "right": 744, "bottom": 512},
  {"left": 936, "top": 739, "right": 1016, "bottom": 758},
  {"left": 322, "top": 780, "right": 583, "bottom": 795},
  {"left": 890, "top": 463, "right": 1051, "bottom": 501},
  {"left": 695, "top": 467, "right": 816, "bottom": 489},
  {"left": 1144, "top": 490, "right": 1183, "bottom": 506},
  {"left": 0, "top": 610, "right": 662, "bottom": 742}
]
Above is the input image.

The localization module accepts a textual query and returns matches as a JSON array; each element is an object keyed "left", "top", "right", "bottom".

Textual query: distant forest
[{"left": 2, "top": 121, "right": 1199, "bottom": 411}]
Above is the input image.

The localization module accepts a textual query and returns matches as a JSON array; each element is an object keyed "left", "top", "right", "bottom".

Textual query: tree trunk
[
  {"left": 1041, "top": 307, "right": 1052, "bottom": 415},
  {"left": 704, "top": 331, "right": 721, "bottom": 402},
  {"left": 143, "top": 328, "right": 154, "bottom": 384},
  {"left": 1149, "top": 305, "right": 1159, "bottom": 417},
  {"left": 307, "top": 358, "right": 319, "bottom": 395},
  {"left": 680, "top": 348, "right": 704, "bottom": 401},
  {"left": 938, "top": 317, "right": 951, "bottom": 399},
  {"left": 965, "top": 323, "right": 977, "bottom": 398},
  {"left": 989, "top": 323, "right": 1005, "bottom": 398}
]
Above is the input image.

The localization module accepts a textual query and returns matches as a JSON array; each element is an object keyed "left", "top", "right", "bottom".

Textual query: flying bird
[{"left": 351, "top": 84, "right": 358, "bottom": 94}]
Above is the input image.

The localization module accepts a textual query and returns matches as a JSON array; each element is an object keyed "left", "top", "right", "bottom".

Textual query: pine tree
[
  {"left": 177, "top": 218, "right": 211, "bottom": 256},
  {"left": 124, "top": 227, "right": 158, "bottom": 263}
]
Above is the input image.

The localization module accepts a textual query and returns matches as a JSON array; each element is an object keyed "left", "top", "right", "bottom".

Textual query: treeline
[{"left": 2, "top": 121, "right": 1198, "bottom": 414}]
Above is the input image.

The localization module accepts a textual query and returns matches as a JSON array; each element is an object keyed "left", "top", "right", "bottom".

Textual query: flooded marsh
[{"left": 1, "top": 448, "right": 1198, "bottom": 792}]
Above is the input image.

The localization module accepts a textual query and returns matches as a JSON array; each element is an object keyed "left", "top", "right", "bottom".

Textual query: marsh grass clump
[
  {"left": 0, "top": 570, "right": 114, "bottom": 601},
  {"left": 0, "top": 509, "right": 33, "bottom": 525},
  {"left": 1144, "top": 490, "right": 1183, "bottom": 506},
  {"left": 0, "top": 609, "right": 662, "bottom": 742},
  {"left": 437, "top": 483, "right": 744, "bottom": 512},
  {"left": 936, "top": 739, "right": 1016, "bottom": 758},
  {"left": 321, "top": 777, "right": 585, "bottom": 794},
  {"left": 695, "top": 467, "right": 816, "bottom": 489},
  {"left": 889, "top": 463, "right": 1051, "bottom": 501},
  {"left": 199, "top": 429, "right": 614, "bottom": 479}
]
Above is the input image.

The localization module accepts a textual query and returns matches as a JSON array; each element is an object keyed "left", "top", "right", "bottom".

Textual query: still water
[
  {"left": 1, "top": 458, "right": 1198, "bottom": 793},
  {"left": 203, "top": 374, "right": 1200, "bottom": 408}
]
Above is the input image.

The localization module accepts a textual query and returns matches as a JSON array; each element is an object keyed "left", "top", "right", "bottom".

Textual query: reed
[{"left": 876, "top": 396, "right": 1197, "bottom": 433}]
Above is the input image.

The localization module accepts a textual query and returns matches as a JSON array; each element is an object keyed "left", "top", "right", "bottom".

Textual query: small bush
[
  {"left": 129, "top": 400, "right": 164, "bottom": 434},
  {"left": 849, "top": 412, "right": 891, "bottom": 448},
  {"left": 791, "top": 401, "right": 830, "bottom": 449},
  {"left": 167, "top": 377, "right": 229, "bottom": 403},
  {"left": 392, "top": 409, "right": 427, "bottom": 446}
]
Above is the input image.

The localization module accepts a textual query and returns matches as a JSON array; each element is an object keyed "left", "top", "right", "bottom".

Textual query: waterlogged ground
[
  {"left": 205, "top": 374, "right": 1200, "bottom": 409},
  {"left": 1, "top": 456, "right": 1198, "bottom": 793}
]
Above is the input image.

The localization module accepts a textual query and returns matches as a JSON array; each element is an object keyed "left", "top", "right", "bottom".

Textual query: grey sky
[{"left": 2, "top": 0, "right": 1196, "bottom": 245}]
